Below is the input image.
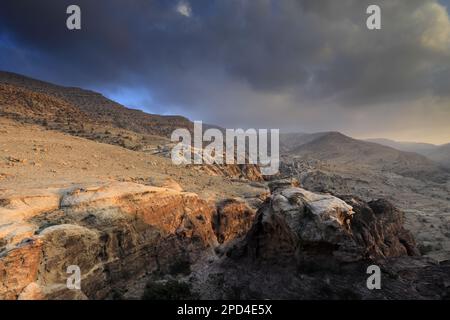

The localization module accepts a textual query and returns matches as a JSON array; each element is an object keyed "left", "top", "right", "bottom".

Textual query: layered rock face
[
  {"left": 0, "top": 182, "right": 218, "bottom": 299},
  {"left": 2, "top": 180, "right": 449, "bottom": 300},
  {"left": 213, "top": 199, "right": 256, "bottom": 244}
]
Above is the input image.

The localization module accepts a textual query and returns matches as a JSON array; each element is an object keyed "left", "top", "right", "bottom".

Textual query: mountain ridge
[
  {"left": 0, "top": 70, "right": 193, "bottom": 137},
  {"left": 365, "top": 137, "right": 450, "bottom": 169},
  {"left": 280, "top": 131, "right": 449, "bottom": 183}
]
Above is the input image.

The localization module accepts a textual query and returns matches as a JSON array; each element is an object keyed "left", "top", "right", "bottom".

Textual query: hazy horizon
[{"left": 1, "top": 0, "right": 450, "bottom": 144}]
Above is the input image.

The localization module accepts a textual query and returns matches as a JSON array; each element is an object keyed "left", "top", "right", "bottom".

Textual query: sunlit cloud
[{"left": 176, "top": 1, "right": 192, "bottom": 17}]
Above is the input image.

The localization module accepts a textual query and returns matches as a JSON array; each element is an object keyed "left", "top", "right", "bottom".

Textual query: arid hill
[
  {"left": 0, "top": 71, "right": 192, "bottom": 137},
  {"left": 281, "top": 131, "right": 448, "bottom": 183},
  {"left": 0, "top": 71, "right": 261, "bottom": 181},
  {"left": 365, "top": 138, "right": 437, "bottom": 155},
  {"left": 428, "top": 144, "right": 450, "bottom": 170},
  {"left": 366, "top": 138, "right": 450, "bottom": 170}
]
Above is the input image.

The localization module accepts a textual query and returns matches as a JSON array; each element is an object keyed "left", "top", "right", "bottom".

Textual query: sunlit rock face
[
  {"left": 0, "top": 182, "right": 218, "bottom": 300},
  {"left": 213, "top": 199, "right": 256, "bottom": 245}
]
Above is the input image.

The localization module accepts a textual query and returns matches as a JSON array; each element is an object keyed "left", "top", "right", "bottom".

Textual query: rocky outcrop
[
  {"left": 341, "top": 196, "right": 420, "bottom": 258},
  {"left": 196, "top": 163, "right": 264, "bottom": 182},
  {"left": 0, "top": 182, "right": 218, "bottom": 300},
  {"left": 230, "top": 181, "right": 418, "bottom": 266},
  {"left": 193, "top": 180, "right": 449, "bottom": 300},
  {"left": 164, "top": 143, "right": 264, "bottom": 182}
]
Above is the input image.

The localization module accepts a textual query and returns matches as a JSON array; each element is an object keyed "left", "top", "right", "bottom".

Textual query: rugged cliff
[
  {"left": 1, "top": 180, "right": 449, "bottom": 300},
  {"left": 0, "top": 182, "right": 220, "bottom": 299}
]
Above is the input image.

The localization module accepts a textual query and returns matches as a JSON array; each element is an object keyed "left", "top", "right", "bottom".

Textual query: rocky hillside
[
  {"left": 0, "top": 71, "right": 193, "bottom": 137},
  {"left": 0, "top": 78, "right": 172, "bottom": 153},
  {"left": 367, "top": 138, "right": 450, "bottom": 170},
  {"left": 0, "top": 72, "right": 262, "bottom": 182},
  {"left": 281, "top": 132, "right": 448, "bottom": 182},
  {"left": 365, "top": 138, "right": 437, "bottom": 155},
  {"left": 0, "top": 83, "right": 91, "bottom": 125},
  {"left": 427, "top": 144, "right": 450, "bottom": 169}
]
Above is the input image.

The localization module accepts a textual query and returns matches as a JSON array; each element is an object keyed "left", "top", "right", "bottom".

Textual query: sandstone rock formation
[
  {"left": 213, "top": 199, "right": 256, "bottom": 244},
  {"left": 0, "top": 182, "right": 218, "bottom": 299},
  {"left": 193, "top": 181, "right": 449, "bottom": 300},
  {"left": 1, "top": 179, "right": 449, "bottom": 300},
  {"left": 230, "top": 181, "right": 418, "bottom": 267}
]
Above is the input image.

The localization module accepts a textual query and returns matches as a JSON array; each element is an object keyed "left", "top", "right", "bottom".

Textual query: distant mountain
[
  {"left": 281, "top": 132, "right": 448, "bottom": 182},
  {"left": 427, "top": 143, "right": 450, "bottom": 169},
  {"left": 279, "top": 132, "right": 325, "bottom": 153},
  {"left": 366, "top": 138, "right": 450, "bottom": 170},
  {"left": 365, "top": 138, "right": 437, "bottom": 155}
]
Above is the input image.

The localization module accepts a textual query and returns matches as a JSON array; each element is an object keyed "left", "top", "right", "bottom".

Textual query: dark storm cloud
[{"left": 0, "top": 0, "right": 449, "bottom": 142}]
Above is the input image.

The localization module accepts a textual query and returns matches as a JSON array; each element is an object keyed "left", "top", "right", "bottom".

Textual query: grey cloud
[{"left": 0, "top": 0, "right": 449, "bottom": 142}]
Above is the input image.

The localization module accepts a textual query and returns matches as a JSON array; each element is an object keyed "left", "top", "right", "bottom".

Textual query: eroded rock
[
  {"left": 213, "top": 199, "right": 255, "bottom": 244},
  {"left": 230, "top": 183, "right": 418, "bottom": 267},
  {"left": 193, "top": 181, "right": 450, "bottom": 300},
  {"left": 0, "top": 182, "right": 218, "bottom": 300}
]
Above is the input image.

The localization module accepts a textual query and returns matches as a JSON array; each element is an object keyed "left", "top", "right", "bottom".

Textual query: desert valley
[{"left": 0, "top": 71, "right": 449, "bottom": 300}]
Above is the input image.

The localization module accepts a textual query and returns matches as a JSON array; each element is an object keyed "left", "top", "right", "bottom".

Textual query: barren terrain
[
  {"left": 1, "top": 72, "right": 449, "bottom": 300},
  {"left": 0, "top": 117, "right": 265, "bottom": 201}
]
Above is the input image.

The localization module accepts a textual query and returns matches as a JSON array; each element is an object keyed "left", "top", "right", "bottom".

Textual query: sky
[{"left": 0, "top": 0, "right": 449, "bottom": 144}]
